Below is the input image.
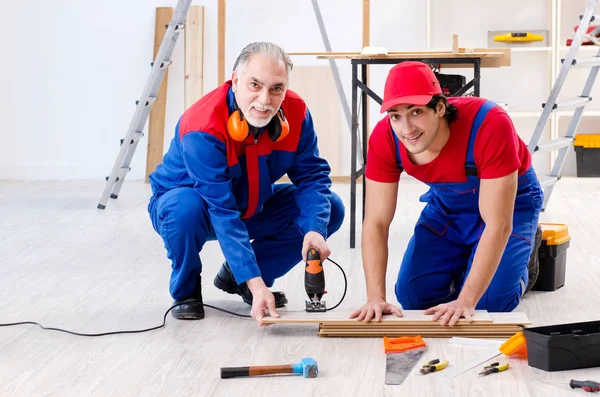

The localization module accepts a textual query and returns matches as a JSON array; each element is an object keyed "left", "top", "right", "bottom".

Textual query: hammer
[{"left": 220, "top": 358, "right": 318, "bottom": 379}]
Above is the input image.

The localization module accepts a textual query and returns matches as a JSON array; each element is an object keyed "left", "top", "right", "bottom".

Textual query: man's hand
[
  {"left": 302, "top": 231, "right": 330, "bottom": 262},
  {"left": 349, "top": 298, "right": 403, "bottom": 323},
  {"left": 246, "top": 277, "right": 280, "bottom": 327},
  {"left": 424, "top": 298, "right": 476, "bottom": 327}
]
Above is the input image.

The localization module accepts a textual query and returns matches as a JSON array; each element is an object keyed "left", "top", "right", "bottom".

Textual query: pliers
[
  {"left": 420, "top": 359, "right": 449, "bottom": 374},
  {"left": 479, "top": 362, "right": 510, "bottom": 376}
]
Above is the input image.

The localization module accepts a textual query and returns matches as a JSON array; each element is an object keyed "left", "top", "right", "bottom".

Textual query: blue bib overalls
[
  {"left": 393, "top": 101, "right": 544, "bottom": 312},
  {"left": 149, "top": 183, "right": 345, "bottom": 300}
]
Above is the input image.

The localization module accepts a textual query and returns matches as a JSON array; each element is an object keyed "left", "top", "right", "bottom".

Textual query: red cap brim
[{"left": 380, "top": 95, "right": 434, "bottom": 113}]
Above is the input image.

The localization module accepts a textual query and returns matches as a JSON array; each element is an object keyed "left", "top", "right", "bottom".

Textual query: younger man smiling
[{"left": 350, "top": 61, "right": 543, "bottom": 326}]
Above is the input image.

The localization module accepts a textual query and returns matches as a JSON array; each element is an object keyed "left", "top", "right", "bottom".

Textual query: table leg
[
  {"left": 474, "top": 59, "right": 481, "bottom": 96},
  {"left": 350, "top": 62, "right": 358, "bottom": 249},
  {"left": 361, "top": 63, "right": 368, "bottom": 224}
]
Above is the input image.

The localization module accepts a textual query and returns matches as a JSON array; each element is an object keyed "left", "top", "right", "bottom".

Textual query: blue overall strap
[
  {"left": 465, "top": 100, "right": 497, "bottom": 177},
  {"left": 390, "top": 123, "right": 403, "bottom": 170}
]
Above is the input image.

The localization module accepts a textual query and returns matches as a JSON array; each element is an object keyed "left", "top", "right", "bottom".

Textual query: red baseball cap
[{"left": 380, "top": 61, "right": 442, "bottom": 113}]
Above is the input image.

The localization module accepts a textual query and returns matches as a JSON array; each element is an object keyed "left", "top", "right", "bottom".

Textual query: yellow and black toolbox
[
  {"left": 574, "top": 134, "right": 600, "bottom": 177},
  {"left": 531, "top": 222, "right": 571, "bottom": 292}
]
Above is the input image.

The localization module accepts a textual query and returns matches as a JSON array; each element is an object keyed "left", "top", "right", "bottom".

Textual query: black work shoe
[
  {"left": 171, "top": 274, "right": 205, "bottom": 320},
  {"left": 525, "top": 224, "right": 543, "bottom": 294},
  {"left": 213, "top": 262, "right": 288, "bottom": 307}
]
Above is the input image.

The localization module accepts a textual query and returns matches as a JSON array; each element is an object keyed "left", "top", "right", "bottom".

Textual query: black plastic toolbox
[
  {"left": 523, "top": 320, "right": 600, "bottom": 372},
  {"left": 532, "top": 223, "right": 570, "bottom": 292},
  {"left": 574, "top": 146, "right": 600, "bottom": 177},
  {"left": 573, "top": 134, "right": 600, "bottom": 177}
]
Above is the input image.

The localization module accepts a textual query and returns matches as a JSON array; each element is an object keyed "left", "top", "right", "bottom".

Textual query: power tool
[{"left": 304, "top": 246, "right": 327, "bottom": 312}]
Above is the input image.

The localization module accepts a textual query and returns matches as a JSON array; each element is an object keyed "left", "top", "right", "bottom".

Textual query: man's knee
[
  {"left": 395, "top": 285, "right": 419, "bottom": 310},
  {"left": 395, "top": 280, "right": 431, "bottom": 310},
  {"left": 395, "top": 269, "right": 461, "bottom": 311},
  {"left": 158, "top": 188, "right": 210, "bottom": 234},
  {"left": 478, "top": 284, "right": 523, "bottom": 312},
  {"left": 327, "top": 192, "right": 345, "bottom": 235},
  {"left": 476, "top": 233, "right": 532, "bottom": 312},
  {"left": 479, "top": 295, "right": 521, "bottom": 312}
]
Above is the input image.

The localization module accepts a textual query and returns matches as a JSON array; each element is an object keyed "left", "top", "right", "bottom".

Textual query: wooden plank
[
  {"left": 319, "top": 332, "right": 518, "bottom": 338},
  {"left": 319, "top": 320, "right": 519, "bottom": 327},
  {"left": 463, "top": 47, "right": 511, "bottom": 66},
  {"left": 319, "top": 326, "right": 521, "bottom": 330},
  {"left": 287, "top": 66, "right": 341, "bottom": 176},
  {"left": 318, "top": 325, "right": 523, "bottom": 332},
  {"left": 440, "top": 47, "right": 512, "bottom": 68},
  {"left": 312, "top": 310, "right": 531, "bottom": 338},
  {"left": 289, "top": 51, "right": 363, "bottom": 56},
  {"left": 319, "top": 322, "right": 523, "bottom": 334},
  {"left": 319, "top": 328, "right": 523, "bottom": 333},
  {"left": 217, "top": 0, "right": 226, "bottom": 85},
  {"left": 262, "top": 309, "right": 494, "bottom": 325},
  {"left": 316, "top": 52, "right": 507, "bottom": 61},
  {"left": 311, "top": 49, "right": 510, "bottom": 69},
  {"left": 290, "top": 50, "right": 506, "bottom": 57},
  {"left": 319, "top": 327, "right": 522, "bottom": 337},
  {"left": 145, "top": 7, "right": 173, "bottom": 183},
  {"left": 262, "top": 310, "right": 531, "bottom": 329},
  {"left": 319, "top": 320, "right": 523, "bottom": 327},
  {"left": 184, "top": 6, "right": 204, "bottom": 109},
  {"left": 319, "top": 329, "right": 522, "bottom": 335},
  {"left": 320, "top": 323, "right": 525, "bottom": 330}
]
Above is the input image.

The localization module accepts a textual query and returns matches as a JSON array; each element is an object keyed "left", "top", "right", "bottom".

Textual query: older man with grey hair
[{"left": 148, "top": 41, "right": 345, "bottom": 326}]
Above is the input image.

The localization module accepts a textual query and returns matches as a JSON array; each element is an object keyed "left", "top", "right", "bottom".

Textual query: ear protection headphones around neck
[{"left": 227, "top": 99, "right": 290, "bottom": 143}]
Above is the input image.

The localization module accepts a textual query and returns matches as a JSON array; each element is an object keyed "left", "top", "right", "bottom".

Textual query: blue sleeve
[
  {"left": 180, "top": 131, "right": 261, "bottom": 284},
  {"left": 286, "top": 108, "right": 333, "bottom": 238}
]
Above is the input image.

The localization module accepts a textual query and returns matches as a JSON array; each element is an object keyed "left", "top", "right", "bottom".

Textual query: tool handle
[
  {"left": 221, "top": 366, "right": 251, "bottom": 379},
  {"left": 305, "top": 246, "right": 325, "bottom": 295},
  {"left": 570, "top": 380, "right": 600, "bottom": 392},
  {"left": 221, "top": 364, "right": 294, "bottom": 379},
  {"left": 306, "top": 246, "right": 323, "bottom": 273}
]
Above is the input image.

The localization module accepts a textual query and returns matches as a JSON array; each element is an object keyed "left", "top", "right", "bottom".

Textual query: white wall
[
  {"left": 0, "top": 0, "right": 574, "bottom": 181},
  {"left": 0, "top": 0, "right": 425, "bottom": 180},
  {"left": 1, "top": 0, "right": 214, "bottom": 180}
]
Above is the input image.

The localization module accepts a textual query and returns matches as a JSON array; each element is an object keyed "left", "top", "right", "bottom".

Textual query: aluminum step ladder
[
  {"left": 528, "top": 0, "right": 600, "bottom": 210},
  {"left": 97, "top": 0, "right": 192, "bottom": 209}
]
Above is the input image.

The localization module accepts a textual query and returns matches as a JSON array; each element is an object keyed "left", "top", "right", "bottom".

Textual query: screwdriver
[
  {"left": 543, "top": 379, "right": 600, "bottom": 393},
  {"left": 568, "top": 380, "right": 600, "bottom": 393}
]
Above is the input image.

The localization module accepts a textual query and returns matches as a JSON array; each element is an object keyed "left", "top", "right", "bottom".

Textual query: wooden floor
[{"left": 1, "top": 176, "right": 599, "bottom": 397}]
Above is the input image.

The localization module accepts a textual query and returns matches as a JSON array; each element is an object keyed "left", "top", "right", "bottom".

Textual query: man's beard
[{"left": 244, "top": 102, "right": 275, "bottom": 128}]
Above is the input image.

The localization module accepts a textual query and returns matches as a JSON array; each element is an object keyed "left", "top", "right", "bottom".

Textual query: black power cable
[
  {"left": 0, "top": 257, "right": 347, "bottom": 337},
  {"left": 322, "top": 257, "right": 347, "bottom": 311}
]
